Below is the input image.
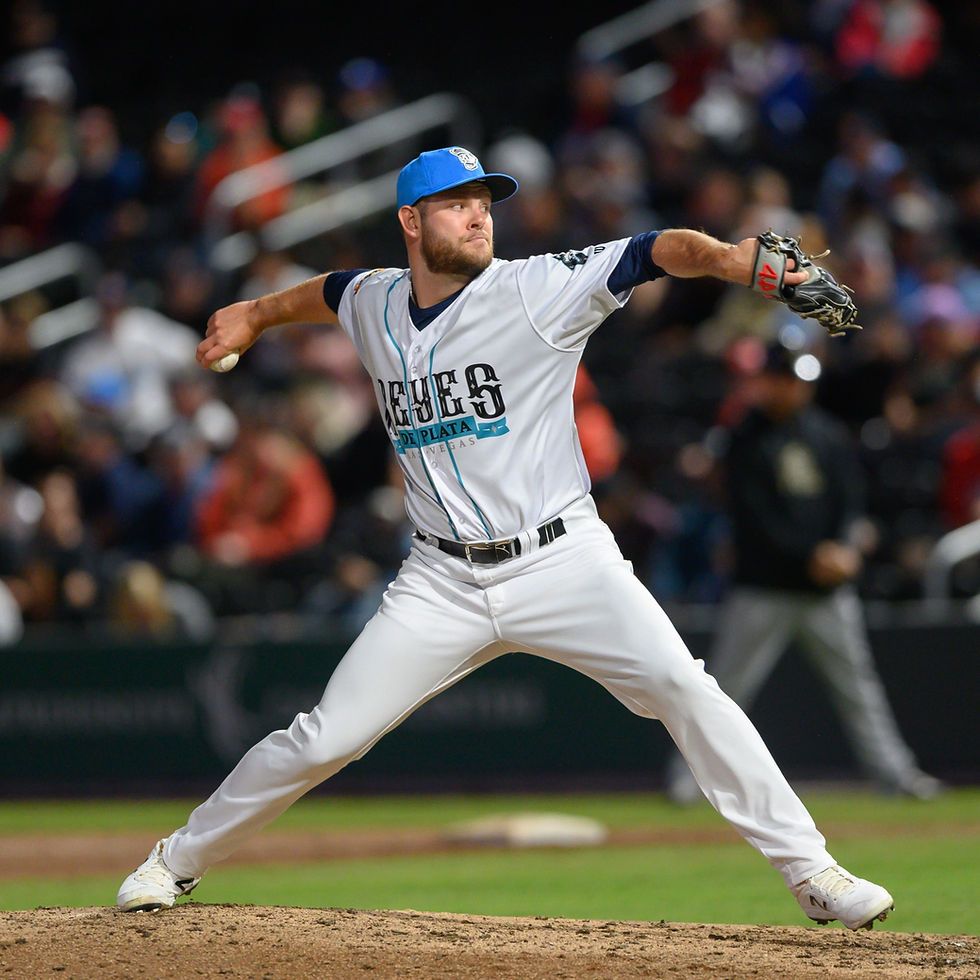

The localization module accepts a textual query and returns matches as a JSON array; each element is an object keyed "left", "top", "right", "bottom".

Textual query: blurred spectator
[
  {"left": 556, "top": 52, "right": 641, "bottom": 157},
  {"left": 136, "top": 113, "right": 201, "bottom": 275},
  {"left": 233, "top": 247, "right": 319, "bottom": 385},
  {"left": 816, "top": 310, "right": 911, "bottom": 426},
  {"left": 554, "top": 54, "right": 650, "bottom": 240},
  {"left": 573, "top": 364, "right": 623, "bottom": 487},
  {"left": 680, "top": 1, "right": 814, "bottom": 153},
  {"left": 159, "top": 246, "right": 218, "bottom": 330},
  {"left": 55, "top": 105, "right": 143, "bottom": 260},
  {"left": 308, "top": 397, "right": 398, "bottom": 510},
  {"left": 0, "top": 290, "right": 48, "bottom": 400},
  {"left": 3, "top": 378, "right": 80, "bottom": 486},
  {"left": 271, "top": 73, "right": 334, "bottom": 150},
  {"left": 884, "top": 163, "right": 949, "bottom": 243},
  {"left": 833, "top": 193, "right": 897, "bottom": 319},
  {"left": 72, "top": 416, "right": 165, "bottom": 555},
  {"left": 0, "top": 451, "right": 40, "bottom": 644},
  {"left": 734, "top": 166, "right": 804, "bottom": 242},
  {"left": 143, "top": 368, "right": 236, "bottom": 556},
  {"left": 0, "top": 0, "right": 75, "bottom": 120},
  {"left": 835, "top": 0, "right": 942, "bottom": 80},
  {"left": 0, "top": 453, "right": 40, "bottom": 643},
  {"left": 817, "top": 112, "right": 906, "bottom": 236},
  {"left": 951, "top": 167, "right": 980, "bottom": 265},
  {"left": 167, "top": 368, "right": 238, "bottom": 454},
  {"left": 0, "top": 454, "right": 42, "bottom": 554},
  {"left": 239, "top": 247, "right": 317, "bottom": 301},
  {"left": 940, "top": 352, "right": 980, "bottom": 530},
  {"left": 145, "top": 424, "right": 216, "bottom": 555},
  {"left": 485, "top": 132, "right": 566, "bottom": 258},
  {"left": 304, "top": 458, "right": 410, "bottom": 633},
  {"left": 58, "top": 272, "right": 199, "bottom": 447},
  {"left": 106, "top": 559, "right": 214, "bottom": 641},
  {"left": 0, "top": 100, "right": 75, "bottom": 257},
  {"left": 657, "top": 434, "right": 732, "bottom": 603},
  {"left": 20, "top": 468, "right": 102, "bottom": 623},
  {"left": 333, "top": 57, "right": 415, "bottom": 181},
  {"left": 641, "top": 112, "right": 707, "bottom": 227},
  {"left": 0, "top": 579, "right": 23, "bottom": 645},
  {"left": 195, "top": 422, "right": 335, "bottom": 572},
  {"left": 336, "top": 57, "right": 398, "bottom": 126},
  {"left": 631, "top": 168, "right": 746, "bottom": 343},
  {"left": 855, "top": 382, "right": 950, "bottom": 599},
  {"left": 267, "top": 72, "right": 340, "bottom": 215},
  {"left": 194, "top": 90, "right": 289, "bottom": 232},
  {"left": 659, "top": 0, "right": 738, "bottom": 117},
  {"left": 685, "top": 165, "right": 745, "bottom": 240},
  {"left": 897, "top": 242, "right": 980, "bottom": 360},
  {"left": 561, "top": 128, "right": 658, "bottom": 242}
]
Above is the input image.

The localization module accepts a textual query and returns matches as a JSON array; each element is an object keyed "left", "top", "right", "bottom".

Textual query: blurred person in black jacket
[{"left": 666, "top": 340, "right": 943, "bottom": 802}]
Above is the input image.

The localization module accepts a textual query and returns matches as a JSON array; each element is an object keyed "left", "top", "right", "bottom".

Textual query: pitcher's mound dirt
[{"left": 1, "top": 905, "right": 977, "bottom": 979}]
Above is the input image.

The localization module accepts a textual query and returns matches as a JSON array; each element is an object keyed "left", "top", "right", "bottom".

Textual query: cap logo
[{"left": 450, "top": 147, "right": 479, "bottom": 171}]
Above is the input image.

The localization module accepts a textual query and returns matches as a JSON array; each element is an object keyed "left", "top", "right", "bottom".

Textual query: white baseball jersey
[
  {"left": 335, "top": 240, "right": 640, "bottom": 542},
  {"left": 162, "top": 233, "right": 838, "bottom": 894}
]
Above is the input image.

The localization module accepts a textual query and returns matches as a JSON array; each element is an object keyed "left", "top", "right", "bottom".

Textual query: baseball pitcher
[{"left": 118, "top": 146, "right": 892, "bottom": 930}]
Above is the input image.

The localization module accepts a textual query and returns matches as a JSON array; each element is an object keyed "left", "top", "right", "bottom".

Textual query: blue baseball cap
[{"left": 396, "top": 146, "right": 519, "bottom": 209}]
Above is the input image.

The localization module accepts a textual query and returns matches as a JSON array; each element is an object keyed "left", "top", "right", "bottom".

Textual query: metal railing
[
  {"left": 0, "top": 93, "right": 480, "bottom": 341},
  {"left": 577, "top": 0, "right": 725, "bottom": 60},
  {"left": 207, "top": 1, "right": 723, "bottom": 271},
  {"left": 0, "top": 1, "right": 715, "bottom": 314},
  {"left": 576, "top": 0, "right": 727, "bottom": 107},
  {"left": 205, "top": 92, "right": 481, "bottom": 272},
  {"left": 0, "top": 243, "right": 101, "bottom": 351},
  {"left": 1, "top": 0, "right": 734, "bottom": 350},
  {"left": 923, "top": 519, "right": 980, "bottom": 601},
  {"left": 0, "top": 243, "right": 98, "bottom": 303}
]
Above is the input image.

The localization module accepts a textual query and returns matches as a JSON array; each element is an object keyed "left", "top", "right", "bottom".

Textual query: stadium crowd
[{"left": 0, "top": 0, "right": 978, "bottom": 644}]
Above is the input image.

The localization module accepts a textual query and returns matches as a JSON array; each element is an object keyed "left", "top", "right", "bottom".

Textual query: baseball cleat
[
  {"left": 116, "top": 838, "right": 200, "bottom": 912},
  {"left": 792, "top": 864, "right": 894, "bottom": 930}
]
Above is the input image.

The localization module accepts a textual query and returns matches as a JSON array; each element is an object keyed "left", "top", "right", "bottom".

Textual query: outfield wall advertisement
[{"left": 2, "top": 616, "right": 977, "bottom": 793}]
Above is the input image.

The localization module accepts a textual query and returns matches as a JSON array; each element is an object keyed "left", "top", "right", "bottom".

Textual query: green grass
[
  {"left": 2, "top": 789, "right": 978, "bottom": 935},
  {"left": 1, "top": 787, "right": 975, "bottom": 833}
]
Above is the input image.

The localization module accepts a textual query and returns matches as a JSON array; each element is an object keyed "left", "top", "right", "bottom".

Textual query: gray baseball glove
[{"left": 751, "top": 230, "right": 860, "bottom": 337}]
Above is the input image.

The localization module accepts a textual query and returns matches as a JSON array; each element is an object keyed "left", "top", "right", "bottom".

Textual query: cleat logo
[{"left": 809, "top": 896, "right": 829, "bottom": 911}]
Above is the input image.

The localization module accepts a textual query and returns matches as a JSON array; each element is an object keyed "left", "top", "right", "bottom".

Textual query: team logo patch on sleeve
[
  {"left": 353, "top": 269, "right": 386, "bottom": 295},
  {"left": 554, "top": 249, "right": 589, "bottom": 270},
  {"left": 552, "top": 245, "right": 603, "bottom": 271}
]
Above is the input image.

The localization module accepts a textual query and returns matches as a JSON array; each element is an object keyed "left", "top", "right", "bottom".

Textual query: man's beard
[{"left": 420, "top": 225, "right": 493, "bottom": 278}]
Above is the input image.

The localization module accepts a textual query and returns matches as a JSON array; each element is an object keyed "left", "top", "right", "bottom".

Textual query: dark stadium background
[
  {"left": 1, "top": 0, "right": 978, "bottom": 795},
  {"left": 8, "top": 1, "right": 644, "bottom": 143},
  {"left": 25, "top": 1, "right": 980, "bottom": 157}
]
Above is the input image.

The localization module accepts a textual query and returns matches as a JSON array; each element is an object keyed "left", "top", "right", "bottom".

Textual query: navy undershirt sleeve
[
  {"left": 606, "top": 231, "right": 667, "bottom": 294},
  {"left": 322, "top": 269, "right": 368, "bottom": 313}
]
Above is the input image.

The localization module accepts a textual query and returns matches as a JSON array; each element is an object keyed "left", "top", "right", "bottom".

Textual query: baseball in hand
[{"left": 210, "top": 349, "right": 240, "bottom": 373}]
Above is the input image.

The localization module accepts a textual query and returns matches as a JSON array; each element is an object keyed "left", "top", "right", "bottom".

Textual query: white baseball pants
[{"left": 165, "top": 495, "right": 834, "bottom": 887}]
